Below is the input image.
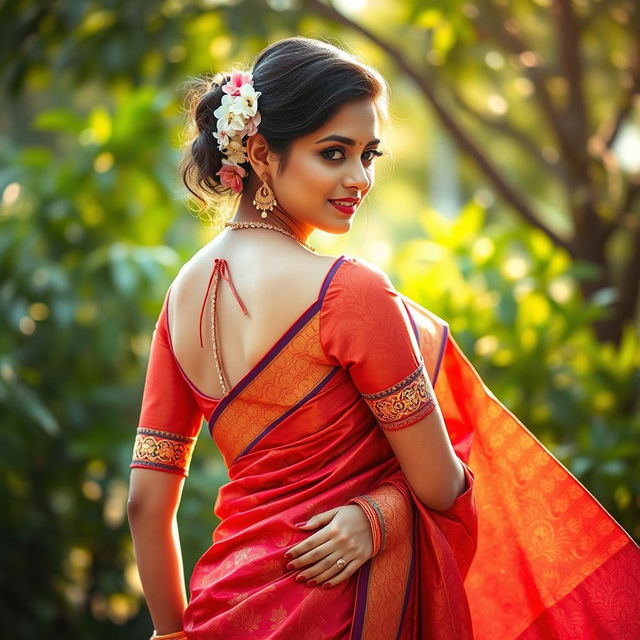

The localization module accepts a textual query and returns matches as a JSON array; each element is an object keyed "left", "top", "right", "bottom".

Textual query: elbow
[
  {"left": 420, "top": 493, "right": 457, "bottom": 512},
  {"left": 418, "top": 463, "right": 468, "bottom": 512},
  {"left": 127, "top": 496, "right": 157, "bottom": 523},
  {"left": 413, "top": 483, "right": 456, "bottom": 511},
  {"left": 127, "top": 496, "right": 179, "bottom": 526},
  {"left": 127, "top": 498, "right": 144, "bottom": 523}
]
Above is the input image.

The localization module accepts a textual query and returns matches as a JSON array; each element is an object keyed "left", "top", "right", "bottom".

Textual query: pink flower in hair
[
  {"left": 216, "top": 161, "right": 247, "bottom": 194},
  {"left": 241, "top": 111, "right": 261, "bottom": 137},
  {"left": 222, "top": 70, "right": 254, "bottom": 97}
]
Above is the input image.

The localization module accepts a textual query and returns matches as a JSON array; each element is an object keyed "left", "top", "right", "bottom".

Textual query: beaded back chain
[
  {"left": 224, "top": 220, "right": 318, "bottom": 254},
  {"left": 210, "top": 221, "right": 318, "bottom": 396},
  {"left": 209, "top": 266, "right": 229, "bottom": 396}
]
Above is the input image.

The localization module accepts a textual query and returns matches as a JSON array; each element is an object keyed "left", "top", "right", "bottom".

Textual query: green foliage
[{"left": 0, "top": 89, "right": 204, "bottom": 637}]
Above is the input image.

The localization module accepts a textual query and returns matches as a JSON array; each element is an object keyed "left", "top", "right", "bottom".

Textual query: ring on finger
[{"left": 336, "top": 556, "right": 349, "bottom": 570}]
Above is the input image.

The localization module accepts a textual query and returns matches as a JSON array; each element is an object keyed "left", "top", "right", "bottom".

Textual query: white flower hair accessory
[{"left": 212, "top": 70, "right": 261, "bottom": 194}]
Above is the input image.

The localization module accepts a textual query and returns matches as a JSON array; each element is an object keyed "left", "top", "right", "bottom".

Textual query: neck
[{"left": 229, "top": 172, "right": 315, "bottom": 244}]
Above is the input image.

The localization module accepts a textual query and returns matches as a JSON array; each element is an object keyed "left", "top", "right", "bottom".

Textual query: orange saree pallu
[{"left": 131, "top": 254, "right": 640, "bottom": 639}]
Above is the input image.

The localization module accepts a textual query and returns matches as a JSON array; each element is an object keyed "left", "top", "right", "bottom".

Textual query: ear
[{"left": 246, "top": 134, "right": 279, "bottom": 183}]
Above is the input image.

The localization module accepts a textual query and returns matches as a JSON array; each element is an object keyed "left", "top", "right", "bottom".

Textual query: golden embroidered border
[
  {"left": 361, "top": 361, "right": 436, "bottom": 431},
  {"left": 130, "top": 427, "right": 197, "bottom": 476}
]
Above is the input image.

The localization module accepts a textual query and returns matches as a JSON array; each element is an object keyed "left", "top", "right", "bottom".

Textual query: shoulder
[
  {"left": 333, "top": 255, "right": 395, "bottom": 296},
  {"left": 323, "top": 255, "right": 401, "bottom": 326}
]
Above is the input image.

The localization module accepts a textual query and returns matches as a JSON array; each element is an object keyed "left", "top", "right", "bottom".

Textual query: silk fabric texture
[{"left": 131, "top": 254, "right": 640, "bottom": 639}]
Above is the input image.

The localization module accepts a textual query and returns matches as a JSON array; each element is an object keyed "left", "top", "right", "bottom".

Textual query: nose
[{"left": 343, "top": 158, "right": 371, "bottom": 192}]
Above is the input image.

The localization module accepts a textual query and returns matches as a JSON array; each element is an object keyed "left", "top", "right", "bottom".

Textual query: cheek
[{"left": 288, "top": 157, "right": 336, "bottom": 194}]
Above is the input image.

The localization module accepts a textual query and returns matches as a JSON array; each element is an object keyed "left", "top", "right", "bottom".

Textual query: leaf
[
  {"left": 32, "top": 108, "right": 85, "bottom": 135},
  {"left": 4, "top": 379, "right": 60, "bottom": 436}
]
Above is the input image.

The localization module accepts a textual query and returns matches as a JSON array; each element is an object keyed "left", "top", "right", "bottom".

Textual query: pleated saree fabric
[{"left": 131, "top": 254, "right": 640, "bottom": 639}]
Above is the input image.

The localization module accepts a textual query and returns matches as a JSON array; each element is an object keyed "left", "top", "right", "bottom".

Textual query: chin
[{"left": 316, "top": 221, "right": 352, "bottom": 235}]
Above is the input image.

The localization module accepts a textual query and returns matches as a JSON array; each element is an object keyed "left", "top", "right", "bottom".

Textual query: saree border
[{"left": 349, "top": 493, "right": 417, "bottom": 640}]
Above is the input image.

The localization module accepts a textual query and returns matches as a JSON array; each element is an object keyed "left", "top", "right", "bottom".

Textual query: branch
[
  {"left": 615, "top": 182, "right": 640, "bottom": 227},
  {"left": 473, "top": 0, "right": 586, "bottom": 182},
  {"left": 302, "top": 0, "right": 572, "bottom": 252},
  {"left": 600, "top": 32, "right": 640, "bottom": 149},
  {"left": 615, "top": 215, "right": 640, "bottom": 329},
  {"left": 448, "top": 85, "right": 566, "bottom": 180},
  {"left": 552, "top": 0, "right": 589, "bottom": 154}
]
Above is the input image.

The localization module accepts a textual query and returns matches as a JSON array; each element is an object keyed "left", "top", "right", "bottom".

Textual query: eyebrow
[{"left": 315, "top": 134, "right": 380, "bottom": 146}]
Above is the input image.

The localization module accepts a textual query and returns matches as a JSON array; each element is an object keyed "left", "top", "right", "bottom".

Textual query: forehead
[{"left": 300, "top": 99, "right": 379, "bottom": 145}]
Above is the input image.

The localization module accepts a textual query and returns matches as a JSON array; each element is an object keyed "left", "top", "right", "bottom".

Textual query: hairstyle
[{"left": 179, "top": 36, "right": 389, "bottom": 212}]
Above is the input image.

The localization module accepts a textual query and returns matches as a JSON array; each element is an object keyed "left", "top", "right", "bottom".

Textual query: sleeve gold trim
[
  {"left": 361, "top": 361, "right": 436, "bottom": 431},
  {"left": 130, "top": 427, "right": 197, "bottom": 477}
]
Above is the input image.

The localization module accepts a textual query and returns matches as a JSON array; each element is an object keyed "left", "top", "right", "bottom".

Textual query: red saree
[{"left": 131, "top": 254, "right": 640, "bottom": 639}]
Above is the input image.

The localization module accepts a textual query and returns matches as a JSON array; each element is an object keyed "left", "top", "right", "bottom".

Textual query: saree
[{"left": 131, "top": 253, "right": 640, "bottom": 639}]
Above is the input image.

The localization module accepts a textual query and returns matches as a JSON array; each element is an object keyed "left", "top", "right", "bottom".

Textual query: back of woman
[{"left": 127, "top": 36, "right": 640, "bottom": 640}]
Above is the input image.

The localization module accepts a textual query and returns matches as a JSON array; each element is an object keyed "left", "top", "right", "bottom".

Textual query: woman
[{"left": 127, "top": 37, "right": 640, "bottom": 640}]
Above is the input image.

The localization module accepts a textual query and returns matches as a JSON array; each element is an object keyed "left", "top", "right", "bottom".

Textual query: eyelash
[{"left": 321, "top": 147, "right": 384, "bottom": 163}]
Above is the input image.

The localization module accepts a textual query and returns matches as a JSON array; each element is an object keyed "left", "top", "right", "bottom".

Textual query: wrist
[{"left": 349, "top": 495, "right": 384, "bottom": 557}]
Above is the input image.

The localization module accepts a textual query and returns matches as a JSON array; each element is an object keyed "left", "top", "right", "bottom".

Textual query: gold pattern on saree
[
  {"left": 361, "top": 361, "right": 436, "bottom": 430},
  {"left": 131, "top": 427, "right": 196, "bottom": 475}
]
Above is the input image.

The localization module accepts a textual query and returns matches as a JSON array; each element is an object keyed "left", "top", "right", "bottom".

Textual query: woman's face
[{"left": 269, "top": 98, "right": 383, "bottom": 235}]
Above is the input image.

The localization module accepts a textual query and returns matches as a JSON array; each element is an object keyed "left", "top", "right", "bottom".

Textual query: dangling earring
[{"left": 253, "top": 179, "right": 277, "bottom": 218}]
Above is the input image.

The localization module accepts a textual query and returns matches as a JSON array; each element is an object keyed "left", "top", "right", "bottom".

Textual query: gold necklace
[{"left": 224, "top": 220, "right": 318, "bottom": 254}]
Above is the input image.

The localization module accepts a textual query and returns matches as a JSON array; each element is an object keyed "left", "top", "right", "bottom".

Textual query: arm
[
  {"left": 321, "top": 260, "right": 468, "bottom": 515},
  {"left": 360, "top": 357, "right": 466, "bottom": 512},
  {"left": 127, "top": 467, "right": 189, "bottom": 636},
  {"left": 128, "top": 286, "right": 204, "bottom": 636},
  {"left": 381, "top": 405, "right": 466, "bottom": 512}
]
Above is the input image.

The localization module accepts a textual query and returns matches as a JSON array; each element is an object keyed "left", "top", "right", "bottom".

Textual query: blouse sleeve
[
  {"left": 130, "top": 287, "right": 204, "bottom": 477},
  {"left": 320, "top": 258, "right": 437, "bottom": 431}
]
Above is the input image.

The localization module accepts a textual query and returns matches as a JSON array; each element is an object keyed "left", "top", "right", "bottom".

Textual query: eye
[
  {"left": 362, "top": 149, "right": 384, "bottom": 162},
  {"left": 321, "top": 147, "right": 385, "bottom": 162},
  {"left": 321, "top": 147, "right": 344, "bottom": 161}
]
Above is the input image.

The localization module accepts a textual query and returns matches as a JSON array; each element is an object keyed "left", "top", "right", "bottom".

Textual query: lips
[{"left": 329, "top": 199, "right": 359, "bottom": 215}]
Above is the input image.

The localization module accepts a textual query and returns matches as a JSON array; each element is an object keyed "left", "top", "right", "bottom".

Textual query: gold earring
[{"left": 253, "top": 179, "right": 277, "bottom": 218}]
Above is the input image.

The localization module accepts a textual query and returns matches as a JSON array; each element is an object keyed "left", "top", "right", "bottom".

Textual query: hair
[{"left": 179, "top": 36, "right": 389, "bottom": 213}]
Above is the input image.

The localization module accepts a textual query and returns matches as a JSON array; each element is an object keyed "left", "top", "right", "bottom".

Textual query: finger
[
  {"left": 321, "top": 555, "right": 361, "bottom": 588},
  {"left": 291, "top": 539, "right": 341, "bottom": 579},
  {"left": 303, "top": 550, "right": 360, "bottom": 585},
  {"left": 285, "top": 522, "right": 335, "bottom": 563},
  {"left": 297, "top": 508, "right": 339, "bottom": 530}
]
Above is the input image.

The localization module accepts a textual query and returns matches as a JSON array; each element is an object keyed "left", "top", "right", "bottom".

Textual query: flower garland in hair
[{"left": 212, "top": 70, "right": 261, "bottom": 194}]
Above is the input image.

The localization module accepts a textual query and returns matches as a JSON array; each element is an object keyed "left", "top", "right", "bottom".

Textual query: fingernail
[
  {"left": 296, "top": 574, "right": 305, "bottom": 582},
  {"left": 286, "top": 562, "right": 294, "bottom": 570},
  {"left": 284, "top": 552, "right": 292, "bottom": 559},
  {"left": 294, "top": 521, "right": 306, "bottom": 527},
  {"left": 322, "top": 583, "right": 331, "bottom": 589},
  {"left": 308, "top": 579, "right": 317, "bottom": 586}
]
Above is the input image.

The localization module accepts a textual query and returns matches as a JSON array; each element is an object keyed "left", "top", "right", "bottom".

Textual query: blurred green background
[{"left": 1, "top": 0, "right": 639, "bottom": 637}]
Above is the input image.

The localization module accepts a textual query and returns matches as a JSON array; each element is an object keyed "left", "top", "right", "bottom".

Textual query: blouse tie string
[{"left": 198, "top": 258, "right": 249, "bottom": 348}]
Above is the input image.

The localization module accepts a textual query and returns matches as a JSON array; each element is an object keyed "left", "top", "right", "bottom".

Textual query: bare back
[{"left": 167, "top": 229, "right": 341, "bottom": 400}]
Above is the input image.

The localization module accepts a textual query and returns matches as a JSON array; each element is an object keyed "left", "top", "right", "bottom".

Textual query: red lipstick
[{"left": 328, "top": 197, "right": 360, "bottom": 215}]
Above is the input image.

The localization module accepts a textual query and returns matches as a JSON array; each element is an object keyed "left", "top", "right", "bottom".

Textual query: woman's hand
[{"left": 283, "top": 505, "right": 373, "bottom": 588}]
